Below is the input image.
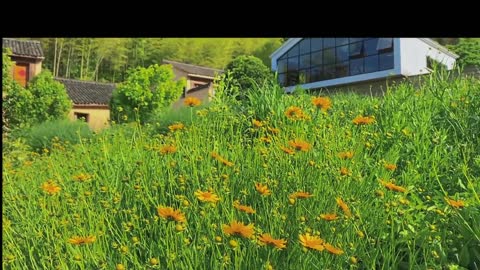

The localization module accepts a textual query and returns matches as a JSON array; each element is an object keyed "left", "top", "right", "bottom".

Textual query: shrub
[
  {"left": 110, "top": 64, "right": 185, "bottom": 124},
  {"left": 224, "top": 55, "right": 274, "bottom": 100},
  {"left": 448, "top": 38, "right": 480, "bottom": 67},
  {"left": 3, "top": 65, "right": 72, "bottom": 129},
  {"left": 21, "top": 119, "right": 93, "bottom": 153}
]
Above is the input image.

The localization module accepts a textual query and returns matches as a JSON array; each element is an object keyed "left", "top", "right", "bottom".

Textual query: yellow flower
[
  {"left": 289, "top": 191, "right": 313, "bottom": 199},
  {"left": 380, "top": 180, "right": 406, "bottom": 193},
  {"left": 267, "top": 127, "right": 280, "bottom": 134},
  {"left": 312, "top": 96, "right": 332, "bottom": 111},
  {"left": 150, "top": 258, "right": 159, "bottom": 266},
  {"left": 336, "top": 197, "right": 352, "bottom": 218},
  {"left": 340, "top": 167, "right": 349, "bottom": 176},
  {"left": 445, "top": 197, "right": 465, "bottom": 208},
  {"left": 168, "top": 123, "right": 185, "bottom": 132},
  {"left": 260, "top": 137, "right": 272, "bottom": 144},
  {"left": 195, "top": 190, "right": 220, "bottom": 203},
  {"left": 288, "top": 139, "right": 311, "bottom": 152},
  {"left": 299, "top": 233, "right": 325, "bottom": 251},
  {"left": 384, "top": 163, "right": 397, "bottom": 171},
  {"left": 285, "top": 106, "right": 306, "bottom": 120},
  {"left": 157, "top": 206, "right": 186, "bottom": 223},
  {"left": 229, "top": 239, "right": 239, "bottom": 248},
  {"left": 255, "top": 183, "right": 271, "bottom": 196},
  {"left": 41, "top": 181, "right": 61, "bottom": 195},
  {"left": 352, "top": 115, "right": 375, "bottom": 125},
  {"left": 184, "top": 97, "right": 201, "bottom": 107},
  {"left": 73, "top": 173, "right": 92, "bottom": 182},
  {"left": 319, "top": 213, "right": 338, "bottom": 221},
  {"left": 160, "top": 145, "right": 177, "bottom": 154},
  {"left": 338, "top": 151, "right": 354, "bottom": 159},
  {"left": 222, "top": 221, "right": 255, "bottom": 238},
  {"left": 252, "top": 119, "right": 264, "bottom": 128},
  {"left": 233, "top": 200, "right": 256, "bottom": 214},
  {"left": 258, "top": 233, "right": 287, "bottom": 250},
  {"left": 211, "top": 151, "right": 234, "bottom": 167},
  {"left": 68, "top": 235, "right": 96, "bottom": 245},
  {"left": 324, "top": 243, "right": 344, "bottom": 255},
  {"left": 280, "top": 146, "right": 295, "bottom": 155}
]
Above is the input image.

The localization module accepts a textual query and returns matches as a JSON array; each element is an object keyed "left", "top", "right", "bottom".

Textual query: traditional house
[
  {"left": 163, "top": 60, "right": 223, "bottom": 107},
  {"left": 3, "top": 38, "right": 44, "bottom": 87},
  {"left": 270, "top": 38, "right": 459, "bottom": 94},
  {"left": 55, "top": 78, "right": 115, "bottom": 131}
]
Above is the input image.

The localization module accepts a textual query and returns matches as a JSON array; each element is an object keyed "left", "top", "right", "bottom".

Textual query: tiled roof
[
  {"left": 55, "top": 78, "right": 115, "bottom": 105},
  {"left": 3, "top": 38, "right": 44, "bottom": 58},
  {"left": 163, "top": 60, "right": 223, "bottom": 78}
]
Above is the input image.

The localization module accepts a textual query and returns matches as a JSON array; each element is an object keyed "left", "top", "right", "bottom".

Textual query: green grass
[{"left": 2, "top": 70, "right": 480, "bottom": 270}]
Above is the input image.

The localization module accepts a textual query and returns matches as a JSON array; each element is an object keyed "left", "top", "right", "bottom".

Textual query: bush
[
  {"left": 21, "top": 119, "right": 93, "bottom": 153},
  {"left": 448, "top": 38, "right": 480, "bottom": 67},
  {"left": 3, "top": 66, "right": 72, "bottom": 129},
  {"left": 224, "top": 55, "right": 275, "bottom": 100},
  {"left": 110, "top": 64, "right": 185, "bottom": 124}
]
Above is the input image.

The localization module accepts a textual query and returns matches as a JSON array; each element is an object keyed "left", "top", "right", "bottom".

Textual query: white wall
[{"left": 400, "top": 38, "right": 457, "bottom": 76}]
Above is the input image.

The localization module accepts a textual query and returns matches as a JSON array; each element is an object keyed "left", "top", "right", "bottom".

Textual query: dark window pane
[
  {"left": 379, "top": 52, "right": 394, "bottom": 70},
  {"left": 311, "top": 51, "right": 323, "bottom": 66},
  {"left": 324, "top": 38, "right": 335, "bottom": 48},
  {"left": 349, "top": 42, "right": 364, "bottom": 58},
  {"left": 365, "top": 55, "right": 379, "bottom": 73},
  {"left": 350, "top": 58, "right": 364, "bottom": 75},
  {"left": 324, "top": 48, "right": 335, "bottom": 65},
  {"left": 336, "top": 61, "right": 349, "bottom": 78},
  {"left": 299, "top": 69, "right": 310, "bottom": 84},
  {"left": 278, "top": 73, "right": 287, "bottom": 86},
  {"left": 288, "top": 44, "right": 299, "bottom": 57},
  {"left": 336, "top": 38, "right": 349, "bottom": 46},
  {"left": 377, "top": 38, "right": 393, "bottom": 51},
  {"left": 277, "top": 59, "right": 287, "bottom": 73},
  {"left": 349, "top": 38, "right": 365, "bottom": 43},
  {"left": 287, "top": 57, "right": 298, "bottom": 71},
  {"left": 299, "top": 39, "right": 310, "bottom": 54},
  {"left": 311, "top": 38, "right": 323, "bottom": 51},
  {"left": 324, "top": 65, "right": 336, "bottom": 80},
  {"left": 287, "top": 71, "right": 299, "bottom": 86},
  {"left": 310, "top": 66, "right": 323, "bottom": 81},
  {"left": 300, "top": 54, "right": 310, "bottom": 69},
  {"left": 364, "top": 38, "right": 379, "bottom": 56},
  {"left": 336, "top": 45, "right": 349, "bottom": 62},
  {"left": 279, "top": 53, "right": 287, "bottom": 60}
]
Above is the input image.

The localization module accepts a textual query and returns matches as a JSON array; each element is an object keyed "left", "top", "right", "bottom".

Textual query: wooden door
[{"left": 13, "top": 63, "right": 29, "bottom": 87}]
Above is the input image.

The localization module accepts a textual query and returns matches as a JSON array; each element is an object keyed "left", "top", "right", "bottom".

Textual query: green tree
[
  {"left": 224, "top": 55, "right": 274, "bottom": 100},
  {"left": 3, "top": 49, "right": 71, "bottom": 130},
  {"left": 448, "top": 38, "right": 480, "bottom": 67},
  {"left": 27, "top": 70, "right": 72, "bottom": 123},
  {"left": 110, "top": 64, "right": 185, "bottom": 123}
]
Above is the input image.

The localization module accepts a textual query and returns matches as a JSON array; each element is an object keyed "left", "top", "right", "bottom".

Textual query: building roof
[
  {"left": 3, "top": 38, "right": 44, "bottom": 59},
  {"left": 55, "top": 78, "right": 115, "bottom": 106},
  {"left": 270, "top": 38, "right": 459, "bottom": 60},
  {"left": 163, "top": 60, "right": 223, "bottom": 78}
]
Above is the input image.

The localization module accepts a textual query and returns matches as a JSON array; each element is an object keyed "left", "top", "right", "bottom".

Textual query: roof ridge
[
  {"left": 163, "top": 59, "right": 223, "bottom": 71},
  {"left": 3, "top": 38, "right": 41, "bottom": 44}
]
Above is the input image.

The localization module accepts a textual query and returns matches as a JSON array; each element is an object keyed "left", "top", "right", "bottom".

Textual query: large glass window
[{"left": 277, "top": 37, "right": 395, "bottom": 87}]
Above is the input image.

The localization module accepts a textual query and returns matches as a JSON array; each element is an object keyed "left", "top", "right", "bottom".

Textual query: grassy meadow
[{"left": 2, "top": 71, "right": 480, "bottom": 269}]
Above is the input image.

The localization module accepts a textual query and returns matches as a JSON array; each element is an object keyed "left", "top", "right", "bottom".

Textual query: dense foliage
[
  {"left": 110, "top": 64, "right": 185, "bottom": 123},
  {"left": 2, "top": 50, "right": 71, "bottom": 130},
  {"left": 224, "top": 55, "right": 275, "bottom": 101},
  {"left": 448, "top": 38, "right": 480, "bottom": 67},
  {"left": 3, "top": 69, "right": 479, "bottom": 269}
]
